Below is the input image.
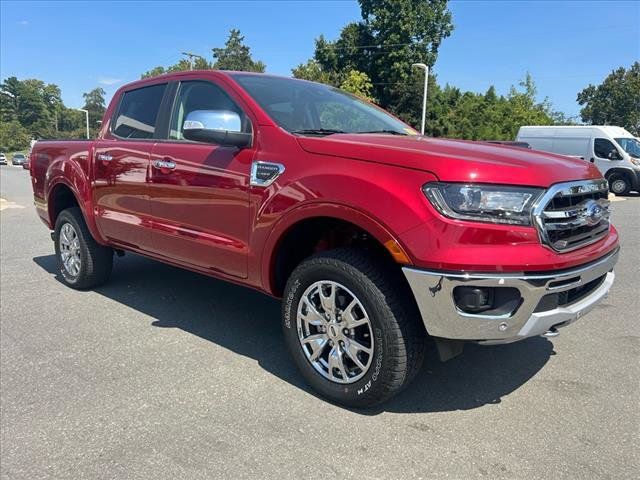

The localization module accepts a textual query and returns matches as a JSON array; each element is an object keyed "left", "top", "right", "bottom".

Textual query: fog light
[{"left": 453, "top": 286, "right": 494, "bottom": 313}]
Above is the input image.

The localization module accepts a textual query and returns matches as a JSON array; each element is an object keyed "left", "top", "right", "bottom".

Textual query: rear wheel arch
[{"left": 47, "top": 181, "right": 105, "bottom": 244}]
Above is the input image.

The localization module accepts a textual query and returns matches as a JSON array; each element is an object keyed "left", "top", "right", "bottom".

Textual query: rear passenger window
[{"left": 112, "top": 84, "right": 167, "bottom": 139}]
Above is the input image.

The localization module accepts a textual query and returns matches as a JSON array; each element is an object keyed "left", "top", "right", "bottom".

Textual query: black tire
[
  {"left": 54, "top": 207, "right": 113, "bottom": 289},
  {"left": 608, "top": 174, "right": 630, "bottom": 195},
  {"left": 282, "top": 248, "right": 426, "bottom": 408}
]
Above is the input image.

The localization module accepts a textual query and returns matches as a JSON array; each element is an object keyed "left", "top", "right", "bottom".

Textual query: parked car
[
  {"left": 29, "top": 72, "right": 619, "bottom": 407},
  {"left": 0, "top": 153, "right": 7, "bottom": 165},
  {"left": 516, "top": 125, "right": 640, "bottom": 195},
  {"left": 11, "top": 153, "right": 27, "bottom": 166},
  {"left": 484, "top": 140, "right": 531, "bottom": 149}
]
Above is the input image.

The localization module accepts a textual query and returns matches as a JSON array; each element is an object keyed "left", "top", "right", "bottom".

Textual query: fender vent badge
[{"left": 250, "top": 161, "right": 285, "bottom": 187}]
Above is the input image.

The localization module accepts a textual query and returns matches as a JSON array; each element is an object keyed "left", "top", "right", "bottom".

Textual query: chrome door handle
[
  {"left": 96, "top": 153, "right": 113, "bottom": 162},
  {"left": 153, "top": 159, "right": 176, "bottom": 170}
]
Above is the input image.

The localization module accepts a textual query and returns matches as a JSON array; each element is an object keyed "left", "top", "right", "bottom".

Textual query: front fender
[{"left": 254, "top": 162, "right": 439, "bottom": 294}]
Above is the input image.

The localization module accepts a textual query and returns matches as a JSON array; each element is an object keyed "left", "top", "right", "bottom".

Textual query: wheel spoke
[
  {"left": 344, "top": 341, "right": 367, "bottom": 370},
  {"left": 347, "top": 338, "right": 372, "bottom": 355},
  {"left": 300, "top": 297, "right": 326, "bottom": 326},
  {"left": 319, "top": 283, "right": 336, "bottom": 315},
  {"left": 328, "top": 346, "right": 348, "bottom": 381},
  {"left": 302, "top": 333, "right": 329, "bottom": 361},
  {"left": 343, "top": 298, "right": 369, "bottom": 328}
]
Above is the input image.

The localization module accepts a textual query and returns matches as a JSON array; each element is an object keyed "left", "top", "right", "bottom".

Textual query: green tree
[
  {"left": 340, "top": 69, "right": 374, "bottom": 101},
  {"left": 212, "top": 29, "right": 265, "bottom": 72},
  {"left": 295, "top": 0, "right": 453, "bottom": 120},
  {"left": 82, "top": 87, "right": 107, "bottom": 134},
  {"left": 0, "top": 120, "right": 31, "bottom": 152},
  {"left": 141, "top": 29, "right": 264, "bottom": 79},
  {"left": 577, "top": 62, "right": 640, "bottom": 135}
]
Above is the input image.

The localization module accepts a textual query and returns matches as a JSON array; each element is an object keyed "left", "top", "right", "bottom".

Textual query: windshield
[
  {"left": 615, "top": 137, "right": 640, "bottom": 158},
  {"left": 232, "top": 74, "right": 415, "bottom": 136}
]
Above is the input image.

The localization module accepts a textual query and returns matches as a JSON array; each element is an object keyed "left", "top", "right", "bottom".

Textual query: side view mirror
[
  {"left": 607, "top": 150, "right": 622, "bottom": 160},
  {"left": 183, "top": 110, "right": 252, "bottom": 148}
]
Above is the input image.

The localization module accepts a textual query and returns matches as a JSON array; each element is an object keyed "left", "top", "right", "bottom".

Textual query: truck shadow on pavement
[{"left": 33, "top": 253, "right": 554, "bottom": 415}]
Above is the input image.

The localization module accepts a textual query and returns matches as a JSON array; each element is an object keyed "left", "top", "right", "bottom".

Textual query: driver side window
[
  {"left": 169, "top": 81, "right": 247, "bottom": 140},
  {"left": 594, "top": 138, "right": 620, "bottom": 160}
]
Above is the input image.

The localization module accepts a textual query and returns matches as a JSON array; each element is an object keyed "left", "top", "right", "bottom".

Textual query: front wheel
[
  {"left": 54, "top": 207, "right": 113, "bottom": 289},
  {"left": 282, "top": 248, "right": 425, "bottom": 408},
  {"left": 608, "top": 174, "right": 630, "bottom": 195}
]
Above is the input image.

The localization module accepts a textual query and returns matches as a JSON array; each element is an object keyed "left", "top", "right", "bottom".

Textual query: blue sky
[{"left": 1, "top": 0, "right": 638, "bottom": 117}]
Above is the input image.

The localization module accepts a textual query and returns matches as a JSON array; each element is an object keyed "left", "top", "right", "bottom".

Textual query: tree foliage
[
  {"left": 0, "top": 76, "right": 100, "bottom": 150},
  {"left": 141, "top": 29, "right": 265, "bottom": 78},
  {"left": 82, "top": 87, "right": 106, "bottom": 136},
  {"left": 577, "top": 62, "right": 640, "bottom": 135},
  {"left": 293, "top": 0, "right": 562, "bottom": 139}
]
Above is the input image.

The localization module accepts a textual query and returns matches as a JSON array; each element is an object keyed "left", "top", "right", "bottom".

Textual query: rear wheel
[
  {"left": 282, "top": 248, "right": 425, "bottom": 408},
  {"left": 608, "top": 174, "right": 630, "bottom": 195},
  {"left": 54, "top": 207, "right": 113, "bottom": 289}
]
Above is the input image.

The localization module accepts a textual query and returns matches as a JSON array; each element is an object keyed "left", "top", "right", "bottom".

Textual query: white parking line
[{"left": 0, "top": 198, "right": 25, "bottom": 211}]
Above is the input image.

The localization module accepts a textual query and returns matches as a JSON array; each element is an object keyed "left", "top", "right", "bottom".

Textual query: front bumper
[{"left": 402, "top": 248, "right": 618, "bottom": 344}]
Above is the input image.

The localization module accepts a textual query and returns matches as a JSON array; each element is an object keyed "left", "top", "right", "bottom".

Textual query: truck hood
[{"left": 296, "top": 134, "right": 602, "bottom": 187}]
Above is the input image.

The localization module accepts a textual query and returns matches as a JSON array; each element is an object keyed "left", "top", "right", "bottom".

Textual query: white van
[{"left": 516, "top": 125, "right": 640, "bottom": 194}]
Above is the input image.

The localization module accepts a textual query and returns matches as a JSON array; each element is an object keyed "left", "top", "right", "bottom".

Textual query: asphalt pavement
[{"left": 1, "top": 164, "right": 638, "bottom": 479}]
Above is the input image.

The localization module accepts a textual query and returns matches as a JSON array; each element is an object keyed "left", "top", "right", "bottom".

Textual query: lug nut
[{"left": 343, "top": 328, "right": 349, "bottom": 335}]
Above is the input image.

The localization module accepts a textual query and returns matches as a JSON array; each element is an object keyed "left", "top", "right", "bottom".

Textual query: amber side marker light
[{"left": 384, "top": 239, "right": 412, "bottom": 264}]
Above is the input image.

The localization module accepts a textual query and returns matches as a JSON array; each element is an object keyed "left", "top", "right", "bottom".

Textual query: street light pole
[
  {"left": 411, "top": 63, "right": 429, "bottom": 135},
  {"left": 77, "top": 108, "right": 90, "bottom": 139}
]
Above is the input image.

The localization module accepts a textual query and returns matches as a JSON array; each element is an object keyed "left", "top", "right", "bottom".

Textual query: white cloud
[
  {"left": 17, "top": 20, "right": 29, "bottom": 26},
  {"left": 98, "top": 77, "right": 122, "bottom": 86}
]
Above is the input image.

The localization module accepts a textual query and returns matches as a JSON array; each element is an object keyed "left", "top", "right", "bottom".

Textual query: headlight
[
  {"left": 630, "top": 157, "right": 640, "bottom": 167},
  {"left": 423, "top": 182, "right": 544, "bottom": 225}
]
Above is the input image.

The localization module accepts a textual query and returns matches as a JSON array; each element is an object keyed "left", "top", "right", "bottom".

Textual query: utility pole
[
  {"left": 181, "top": 52, "right": 206, "bottom": 70},
  {"left": 76, "top": 108, "right": 90, "bottom": 139},
  {"left": 411, "top": 63, "right": 429, "bottom": 135}
]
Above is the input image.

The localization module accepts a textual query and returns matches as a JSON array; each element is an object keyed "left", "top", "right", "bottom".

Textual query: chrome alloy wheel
[
  {"left": 296, "top": 280, "right": 374, "bottom": 384},
  {"left": 59, "top": 223, "right": 81, "bottom": 277}
]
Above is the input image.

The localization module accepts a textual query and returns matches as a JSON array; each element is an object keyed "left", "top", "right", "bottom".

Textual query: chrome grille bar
[{"left": 532, "top": 179, "right": 611, "bottom": 252}]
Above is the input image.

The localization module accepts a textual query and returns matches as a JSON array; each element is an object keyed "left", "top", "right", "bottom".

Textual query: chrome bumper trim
[{"left": 402, "top": 248, "right": 618, "bottom": 344}]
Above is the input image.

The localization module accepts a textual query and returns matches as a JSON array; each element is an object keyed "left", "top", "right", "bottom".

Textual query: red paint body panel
[{"left": 30, "top": 71, "right": 620, "bottom": 298}]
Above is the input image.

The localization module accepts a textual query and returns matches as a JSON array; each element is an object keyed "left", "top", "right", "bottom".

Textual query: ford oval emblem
[{"left": 583, "top": 200, "right": 604, "bottom": 226}]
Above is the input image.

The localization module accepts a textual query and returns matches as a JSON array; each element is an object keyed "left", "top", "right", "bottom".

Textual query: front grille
[{"left": 534, "top": 179, "right": 610, "bottom": 252}]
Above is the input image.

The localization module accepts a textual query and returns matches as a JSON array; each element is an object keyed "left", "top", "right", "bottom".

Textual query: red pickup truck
[{"left": 30, "top": 71, "right": 619, "bottom": 407}]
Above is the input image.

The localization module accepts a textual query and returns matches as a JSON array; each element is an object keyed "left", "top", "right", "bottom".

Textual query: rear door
[
  {"left": 147, "top": 79, "right": 254, "bottom": 278},
  {"left": 92, "top": 82, "right": 168, "bottom": 251}
]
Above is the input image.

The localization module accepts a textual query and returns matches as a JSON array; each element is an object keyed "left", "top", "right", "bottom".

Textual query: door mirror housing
[{"left": 182, "top": 110, "right": 252, "bottom": 147}]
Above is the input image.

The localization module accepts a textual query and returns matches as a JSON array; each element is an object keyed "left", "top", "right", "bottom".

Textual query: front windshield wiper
[
  {"left": 291, "top": 128, "right": 345, "bottom": 136},
  {"left": 354, "top": 130, "right": 409, "bottom": 136}
]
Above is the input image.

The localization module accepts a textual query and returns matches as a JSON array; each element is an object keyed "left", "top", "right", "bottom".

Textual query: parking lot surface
[{"left": 1, "top": 164, "right": 638, "bottom": 479}]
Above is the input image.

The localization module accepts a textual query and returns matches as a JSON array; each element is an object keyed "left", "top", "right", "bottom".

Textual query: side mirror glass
[{"left": 183, "top": 110, "right": 252, "bottom": 147}]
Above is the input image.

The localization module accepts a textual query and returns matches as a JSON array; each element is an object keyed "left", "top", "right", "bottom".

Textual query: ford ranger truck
[{"left": 29, "top": 72, "right": 619, "bottom": 407}]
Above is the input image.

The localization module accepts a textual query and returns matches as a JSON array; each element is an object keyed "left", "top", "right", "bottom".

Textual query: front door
[
  {"left": 92, "top": 82, "right": 168, "bottom": 251},
  {"left": 147, "top": 80, "right": 253, "bottom": 278},
  {"left": 591, "top": 137, "right": 622, "bottom": 177}
]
